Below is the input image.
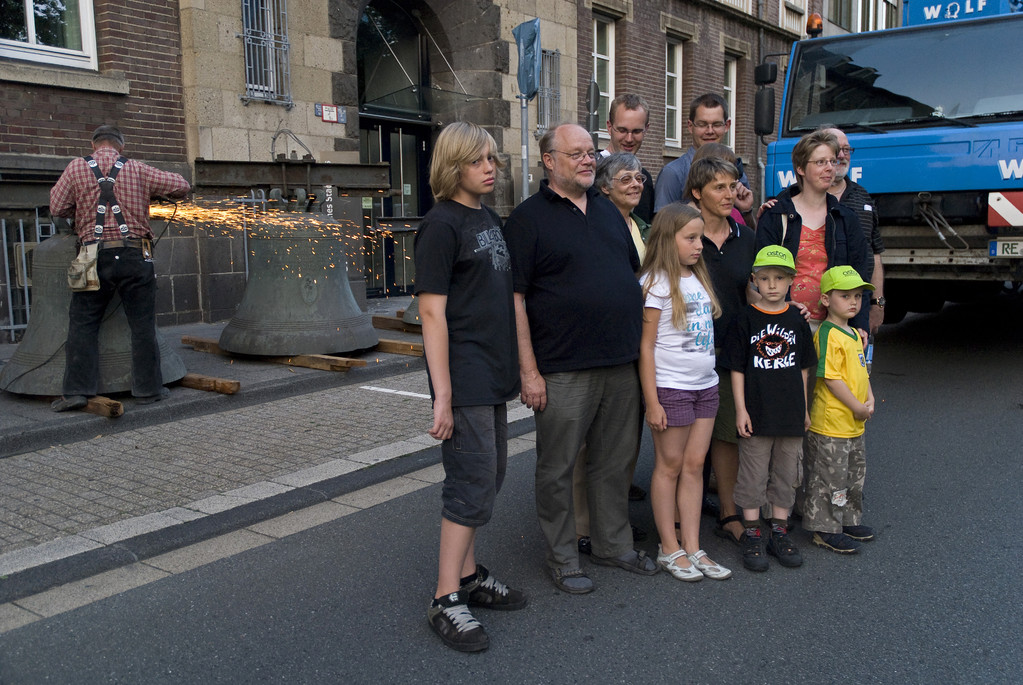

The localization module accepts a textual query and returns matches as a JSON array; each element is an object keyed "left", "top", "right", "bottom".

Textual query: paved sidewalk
[{"left": 0, "top": 296, "right": 534, "bottom": 603}]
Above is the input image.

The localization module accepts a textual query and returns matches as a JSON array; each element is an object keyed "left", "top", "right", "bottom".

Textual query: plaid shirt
[{"left": 50, "top": 146, "right": 190, "bottom": 242}]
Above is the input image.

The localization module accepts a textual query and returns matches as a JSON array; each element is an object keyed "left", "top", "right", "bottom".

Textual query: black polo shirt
[
  {"left": 703, "top": 216, "right": 756, "bottom": 346},
  {"left": 505, "top": 180, "right": 642, "bottom": 374}
]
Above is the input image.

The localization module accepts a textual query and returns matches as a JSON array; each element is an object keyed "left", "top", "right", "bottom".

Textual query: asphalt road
[{"left": 2, "top": 293, "right": 1021, "bottom": 684}]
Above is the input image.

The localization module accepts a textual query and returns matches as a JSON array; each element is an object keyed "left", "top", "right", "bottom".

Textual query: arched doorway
[{"left": 357, "top": 0, "right": 433, "bottom": 296}]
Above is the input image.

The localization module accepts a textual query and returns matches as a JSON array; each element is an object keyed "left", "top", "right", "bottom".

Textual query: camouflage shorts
[{"left": 802, "top": 431, "right": 866, "bottom": 534}]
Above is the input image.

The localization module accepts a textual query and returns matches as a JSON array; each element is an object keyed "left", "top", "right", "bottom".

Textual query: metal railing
[{"left": 1, "top": 211, "right": 55, "bottom": 342}]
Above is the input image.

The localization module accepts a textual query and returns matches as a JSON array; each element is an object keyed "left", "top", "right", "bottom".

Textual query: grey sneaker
[
  {"left": 427, "top": 591, "right": 489, "bottom": 652},
  {"left": 462, "top": 565, "right": 528, "bottom": 611},
  {"left": 550, "top": 566, "right": 594, "bottom": 594},
  {"left": 51, "top": 395, "right": 87, "bottom": 412}
]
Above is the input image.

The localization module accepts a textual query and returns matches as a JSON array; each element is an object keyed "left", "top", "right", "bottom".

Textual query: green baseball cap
[
  {"left": 820, "top": 265, "right": 875, "bottom": 294},
  {"left": 752, "top": 245, "right": 796, "bottom": 274}
]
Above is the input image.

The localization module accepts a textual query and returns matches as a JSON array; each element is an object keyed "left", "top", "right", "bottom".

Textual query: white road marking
[{"left": 360, "top": 385, "right": 431, "bottom": 399}]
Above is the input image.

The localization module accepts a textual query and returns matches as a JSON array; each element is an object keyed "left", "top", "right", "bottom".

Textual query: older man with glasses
[
  {"left": 655, "top": 93, "right": 752, "bottom": 215},
  {"left": 505, "top": 123, "right": 659, "bottom": 595},
  {"left": 823, "top": 128, "right": 886, "bottom": 334}
]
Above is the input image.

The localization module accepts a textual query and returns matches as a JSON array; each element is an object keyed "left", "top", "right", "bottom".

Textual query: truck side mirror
[
  {"left": 754, "top": 62, "right": 777, "bottom": 86},
  {"left": 755, "top": 87, "right": 775, "bottom": 137}
]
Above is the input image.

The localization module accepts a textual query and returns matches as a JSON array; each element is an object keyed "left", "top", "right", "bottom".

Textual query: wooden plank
[
  {"left": 179, "top": 373, "right": 241, "bottom": 395},
  {"left": 180, "top": 336, "right": 228, "bottom": 355},
  {"left": 85, "top": 396, "right": 123, "bottom": 418},
  {"left": 267, "top": 354, "right": 367, "bottom": 371},
  {"left": 371, "top": 314, "right": 422, "bottom": 334},
  {"left": 375, "top": 338, "right": 424, "bottom": 357}
]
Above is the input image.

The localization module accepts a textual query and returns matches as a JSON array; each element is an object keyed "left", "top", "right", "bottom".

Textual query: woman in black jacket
[{"left": 756, "top": 130, "right": 872, "bottom": 333}]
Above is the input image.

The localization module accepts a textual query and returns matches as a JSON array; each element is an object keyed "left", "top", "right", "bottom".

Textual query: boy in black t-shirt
[
  {"left": 722, "top": 246, "right": 816, "bottom": 572},
  {"left": 415, "top": 122, "right": 526, "bottom": 652}
]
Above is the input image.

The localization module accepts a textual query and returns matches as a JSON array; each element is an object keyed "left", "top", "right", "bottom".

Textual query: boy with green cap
[
  {"left": 723, "top": 245, "right": 816, "bottom": 571},
  {"left": 806, "top": 265, "right": 877, "bottom": 554}
]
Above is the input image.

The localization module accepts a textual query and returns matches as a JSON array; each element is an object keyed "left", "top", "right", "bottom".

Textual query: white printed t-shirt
[{"left": 642, "top": 272, "right": 717, "bottom": 390}]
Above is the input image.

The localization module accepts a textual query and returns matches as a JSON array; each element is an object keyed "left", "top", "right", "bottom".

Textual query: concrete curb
[{"left": 0, "top": 414, "right": 535, "bottom": 605}]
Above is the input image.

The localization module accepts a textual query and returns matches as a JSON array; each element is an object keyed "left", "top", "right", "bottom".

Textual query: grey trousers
[{"left": 534, "top": 363, "right": 640, "bottom": 570}]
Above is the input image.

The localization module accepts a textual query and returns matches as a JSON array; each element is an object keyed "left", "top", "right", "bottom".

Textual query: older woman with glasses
[
  {"left": 756, "top": 130, "right": 872, "bottom": 334},
  {"left": 595, "top": 152, "right": 649, "bottom": 261}
]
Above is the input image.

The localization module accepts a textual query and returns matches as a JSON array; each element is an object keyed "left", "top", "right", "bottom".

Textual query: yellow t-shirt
[{"left": 810, "top": 321, "right": 869, "bottom": 438}]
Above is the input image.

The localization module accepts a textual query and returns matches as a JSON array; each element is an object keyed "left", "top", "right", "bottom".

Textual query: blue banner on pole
[{"left": 513, "top": 18, "right": 541, "bottom": 100}]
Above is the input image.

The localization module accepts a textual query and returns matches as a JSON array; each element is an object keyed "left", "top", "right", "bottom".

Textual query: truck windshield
[{"left": 784, "top": 17, "right": 1023, "bottom": 134}]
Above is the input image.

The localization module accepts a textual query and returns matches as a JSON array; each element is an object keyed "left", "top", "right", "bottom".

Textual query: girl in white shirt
[{"left": 639, "top": 203, "right": 732, "bottom": 582}]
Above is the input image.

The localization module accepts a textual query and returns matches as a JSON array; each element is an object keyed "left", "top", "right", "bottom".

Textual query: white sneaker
[
  {"left": 656, "top": 545, "right": 703, "bottom": 582},
  {"left": 687, "top": 549, "right": 732, "bottom": 580}
]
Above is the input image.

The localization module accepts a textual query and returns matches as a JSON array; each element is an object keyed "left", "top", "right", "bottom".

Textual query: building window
[
  {"left": 665, "top": 41, "right": 683, "bottom": 148},
  {"left": 832, "top": 0, "right": 854, "bottom": 30},
  {"left": 723, "top": 56, "right": 737, "bottom": 148},
  {"left": 716, "top": 0, "right": 752, "bottom": 13},
  {"left": 592, "top": 16, "right": 614, "bottom": 137},
  {"left": 781, "top": 0, "right": 807, "bottom": 33},
  {"left": 0, "top": 0, "right": 97, "bottom": 69},
  {"left": 537, "top": 48, "right": 561, "bottom": 137},
  {"left": 242, "top": 0, "right": 292, "bottom": 108}
]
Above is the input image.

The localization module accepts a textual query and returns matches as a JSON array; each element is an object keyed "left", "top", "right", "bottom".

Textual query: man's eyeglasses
[
  {"left": 611, "top": 126, "right": 646, "bottom": 137},
  {"left": 808, "top": 159, "right": 839, "bottom": 168},
  {"left": 613, "top": 173, "right": 647, "bottom": 185},
  {"left": 838, "top": 146, "right": 855, "bottom": 155},
  {"left": 691, "top": 120, "right": 727, "bottom": 131},
  {"left": 550, "top": 149, "right": 597, "bottom": 161}
]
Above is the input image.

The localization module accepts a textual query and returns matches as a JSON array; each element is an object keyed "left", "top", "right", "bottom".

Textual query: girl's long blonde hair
[{"left": 639, "top": 203, "right": 721, "bottom": 329}]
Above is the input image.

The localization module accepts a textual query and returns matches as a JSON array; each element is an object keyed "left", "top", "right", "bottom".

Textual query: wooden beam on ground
[
  {"left": 179, "top": 373, "right": 241, "bottom": 395},
  {"left": 267, "top": 354, "right": 367, "bottom": 371},
  {"left": 371, "top": 314, "right": 422, "bottom": 334},
  {"left": 375, "top": 338, "right": 424, "bottom": 357},
  {"left": 85, "top": 396, "right": 123, "bottom": 418},
  {"left": 180, "top": 335, "right": 228, "bottom": 356}
]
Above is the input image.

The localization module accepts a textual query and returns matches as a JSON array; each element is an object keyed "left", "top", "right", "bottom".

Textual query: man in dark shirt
[
  {"left": 824, "top": 127, "right": 886, "bottom": 334},
  {"left": 505, "top": 123, "right": 658, "bottom": 594}
]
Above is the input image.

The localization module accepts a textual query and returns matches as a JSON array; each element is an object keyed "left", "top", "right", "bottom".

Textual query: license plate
[{"left": 989, "top": 239, "right": 1023, "bottom": 257}]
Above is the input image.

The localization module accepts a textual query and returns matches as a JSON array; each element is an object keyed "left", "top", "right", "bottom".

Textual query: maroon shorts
[{"left": 656, "top": 385, "right": 719, "bottom": 427}]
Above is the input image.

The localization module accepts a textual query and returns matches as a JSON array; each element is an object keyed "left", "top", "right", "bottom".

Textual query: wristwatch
[{"left": 871, "top": 296, "right": 886, "bottom": 308}]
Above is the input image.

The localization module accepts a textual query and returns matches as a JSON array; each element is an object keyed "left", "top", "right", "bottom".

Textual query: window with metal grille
[
  {"left": 241, "top": 0, "right": 292, "bottom": 108},
  {"left": 537, "top": 49, "right": 561, "bottom": 136}
]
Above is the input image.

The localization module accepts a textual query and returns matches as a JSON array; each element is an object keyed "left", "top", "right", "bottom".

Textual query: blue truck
[{"left": 755, "top": 10, "right": 1023, "bottom": 322}]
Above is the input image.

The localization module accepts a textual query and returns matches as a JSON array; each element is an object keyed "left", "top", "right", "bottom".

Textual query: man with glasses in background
[
  {"left": 505, "top": 123, "right": 658, "bottom": 595},
  {"left": 823, "top": 127, "right": 886, "bottom": 334},
  {"left": 602, "top": 94, "right": 656, "bottom": 223},
  {"left": 655, "top": 93, "right": 752, "bottom": 215}
]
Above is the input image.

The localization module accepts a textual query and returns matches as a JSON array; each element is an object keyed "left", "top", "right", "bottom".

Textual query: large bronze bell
[
  {"left": 218, "top": 212, "right": 378, "bottom": 355},
  {"left": 0, "top": 227, "right": 187, "bottom": 396}
]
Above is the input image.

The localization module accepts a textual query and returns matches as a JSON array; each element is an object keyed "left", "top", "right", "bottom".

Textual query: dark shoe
[
  {"left": 741, "top": 530, "right": 769, "bottom": 572},
  {"left": 51, "top": 395, "right": 87, "bottom": 412},
  {"left": 550, "top": 566, "right": 594, "bottom": 594},
  {"left": 812, "top": 531, "right": 861, "bottom": 554},
  {"left": 428, "top": 591, "right": 489, "bottom": 652},
  {"left": 712, "top": 514, "right": 743, "bottom": 547},
  {"left": 577, "top": 536, "right": 592, "bottom": 555},
  {"left": 631, "top": 524, "right": 648, "bottom": 542},
  {"left": 766, "top": 528, "right": 803, "bottom": 568},
  {"left": 628, "top": 484, "right": 647, "bottom": 501},
  {"left": 843, "top": 525, "right": 875, "bottom": 541},
  {"left": 462, "top": 565, "right": 527, "bottom": 611},
  {"left": 590, "top": 549, "right": 659, "bottom": 576},
  {"left": 702, "top": 495, "right": 721, "bottom": 519},
  {"left": 136, "top": 387, "right": 170, "bottom": 405}
]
